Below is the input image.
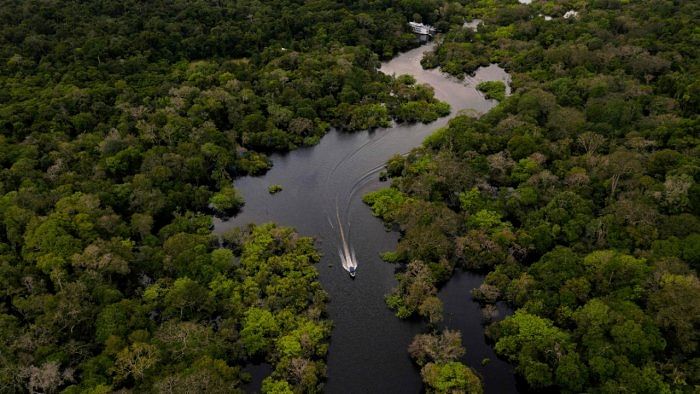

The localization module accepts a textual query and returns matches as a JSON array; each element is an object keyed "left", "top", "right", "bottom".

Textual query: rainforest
[{"left": 0, "top": 0, "right": 698, "bottom": 393}]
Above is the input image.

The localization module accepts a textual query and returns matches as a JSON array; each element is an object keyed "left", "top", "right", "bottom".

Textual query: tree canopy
[{"left": 366, "top": 0, "right": 700, "bottom": 391}]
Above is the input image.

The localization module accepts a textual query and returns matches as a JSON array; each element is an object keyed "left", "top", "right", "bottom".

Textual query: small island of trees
[{"left": 268, "top": 184, "right": 283, "bottom": 194}]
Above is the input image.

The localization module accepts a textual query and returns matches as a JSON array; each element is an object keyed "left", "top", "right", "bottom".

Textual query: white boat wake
[
  {"left": 320, "top": 130, "right": 398, "bottom": 278},
  {"left": 336, "top": 206, "right": 358, "bottom": 276}
]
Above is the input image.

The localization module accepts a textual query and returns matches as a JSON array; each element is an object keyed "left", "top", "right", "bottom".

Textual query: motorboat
[{"left": 336, "top": 209, "right": 357, "bottom": 278}]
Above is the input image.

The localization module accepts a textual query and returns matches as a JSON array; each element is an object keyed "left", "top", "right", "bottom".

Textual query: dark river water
[{"left": 215, "top": 43, "right": 517, "bottom": 393}]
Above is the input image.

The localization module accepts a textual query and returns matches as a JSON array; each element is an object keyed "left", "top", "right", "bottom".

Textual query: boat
[
  {"left": 408, "top": 21, "right": 437, "bottom": 36},
  {"left": 348, "top": 266, "right": 356, "bottom": 278}
]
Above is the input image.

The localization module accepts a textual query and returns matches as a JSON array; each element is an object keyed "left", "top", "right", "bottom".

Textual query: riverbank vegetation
[
  {"left": 409, "top": 330, "right": 483, "bottom": 394},
  {"left": 476, "top": 81, "right": 506, "bottom": 102},
  {"left": 367, "top": 0, "right": 700, "bottom": 392},
  {"left": 2, "top": 219, "right": 330, "bottom": 392},
  {"left": 0, "top": 0, "right": 467, "bottom": 391}
]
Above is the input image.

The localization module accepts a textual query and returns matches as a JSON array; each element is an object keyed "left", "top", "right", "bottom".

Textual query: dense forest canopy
[
  {"left": 1, "top": 0, "right": 699, "bottom": 392},
  {"left": 365, "top": 0, "right": 700, "bottom": 392},
  {"left": 0, "top": 0, "right": 461, "bottom": 392}
]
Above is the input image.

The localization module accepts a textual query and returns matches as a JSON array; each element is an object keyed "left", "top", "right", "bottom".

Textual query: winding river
[{"left": 215, "top": 43, "right": 517, "bottom": 393}]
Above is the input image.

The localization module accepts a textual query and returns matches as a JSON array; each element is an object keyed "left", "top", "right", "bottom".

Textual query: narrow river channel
[{"left": 215, "top": 43, "right": 517, "bottom": 393}]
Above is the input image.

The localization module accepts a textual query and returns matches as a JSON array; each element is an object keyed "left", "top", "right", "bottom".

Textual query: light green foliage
[
  {"left": 495, "top": 311, "right": 572, "bottom": 357},
  {"left": 467, "top": 209, "right": 508, "bottom": 232},
  {"left": 268, "top": 184, "right": 283, "bottom": 194},
  {"left": 164, "top": 277, "right": 214, "bottom": 320},
  {"left": 459, "top": 187, "right": 487, "bottom": 214},
  {"left": 363, "top": 187, "right": 409, "bottom": 222},
  {"left": 153, "top": 356, "right": 241, "bottom": 393},
  {"left": 395, "top": 101, "right": 451, "bottom": 123},
  {"left": 241, "top": 308, "right": 280, "bottom": 356},
  {"left": 421, "top": 362, "right": 483, "bottom": 394},
  {"left": 425, "top": 42, "right": 491, "bottom": 78},
  {"left": 211, "top": 248, "right": 234, "bottom": 271},
  {"left": 582, "top": 251, "right": 650, "bottom": 299},
  {"left": 385, "top": 260, "right": 438, "bottom": 319},
  {"left": 209, "top": 187, "right": 244, "bottom": 215},
  {"left": 510, "top": 158, "right": 539, "bottom": 183},
  {"left": 572, "top": 298, "right": 668, "bottom": 391},
  {"left": 262, "top": 378, "right": 294, "bottom": 394},
  {"left": 477, "top": 80, "right": 506, "bottom": 101},
  {"left": 348, "top": 103, "right": 391, "bottom": 130},
  {"left": 276, "top": 320, "right": 329, "bottom": 359},
  {"left": 494, "top": 311, "right": 573, "bottom": 389},
  {"left": 5, "top": 213, "right": 327, "bottom": 392}
]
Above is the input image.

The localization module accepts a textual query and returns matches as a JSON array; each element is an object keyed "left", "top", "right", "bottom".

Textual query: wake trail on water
[
  {"left": 320, "top": 129, "right": 395, "bottom": 276},
  {"left": 336, "top": 202, "right": 357, "bottom": 273},
  {"left": 321, "top": 129, "right": 393, "bottom": 225},
  {"left": 343, "top": 162, "right": 386, "bottom": 218},
  {"left": 332, "top": 149, "right": 417, "bottom": 275}
]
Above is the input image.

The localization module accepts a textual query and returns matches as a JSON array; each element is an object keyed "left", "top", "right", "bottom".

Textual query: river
[{"left": 215, "top": 43, "right": 517, "bottom": 393}]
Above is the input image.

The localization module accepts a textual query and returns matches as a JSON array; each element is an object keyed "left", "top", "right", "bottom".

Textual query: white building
[
  {"left": 563, "top": 10, "right": 580, "bottom": 19},
  {"left": 409, "top": 22, "right": 437, "bottom": 36}
]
